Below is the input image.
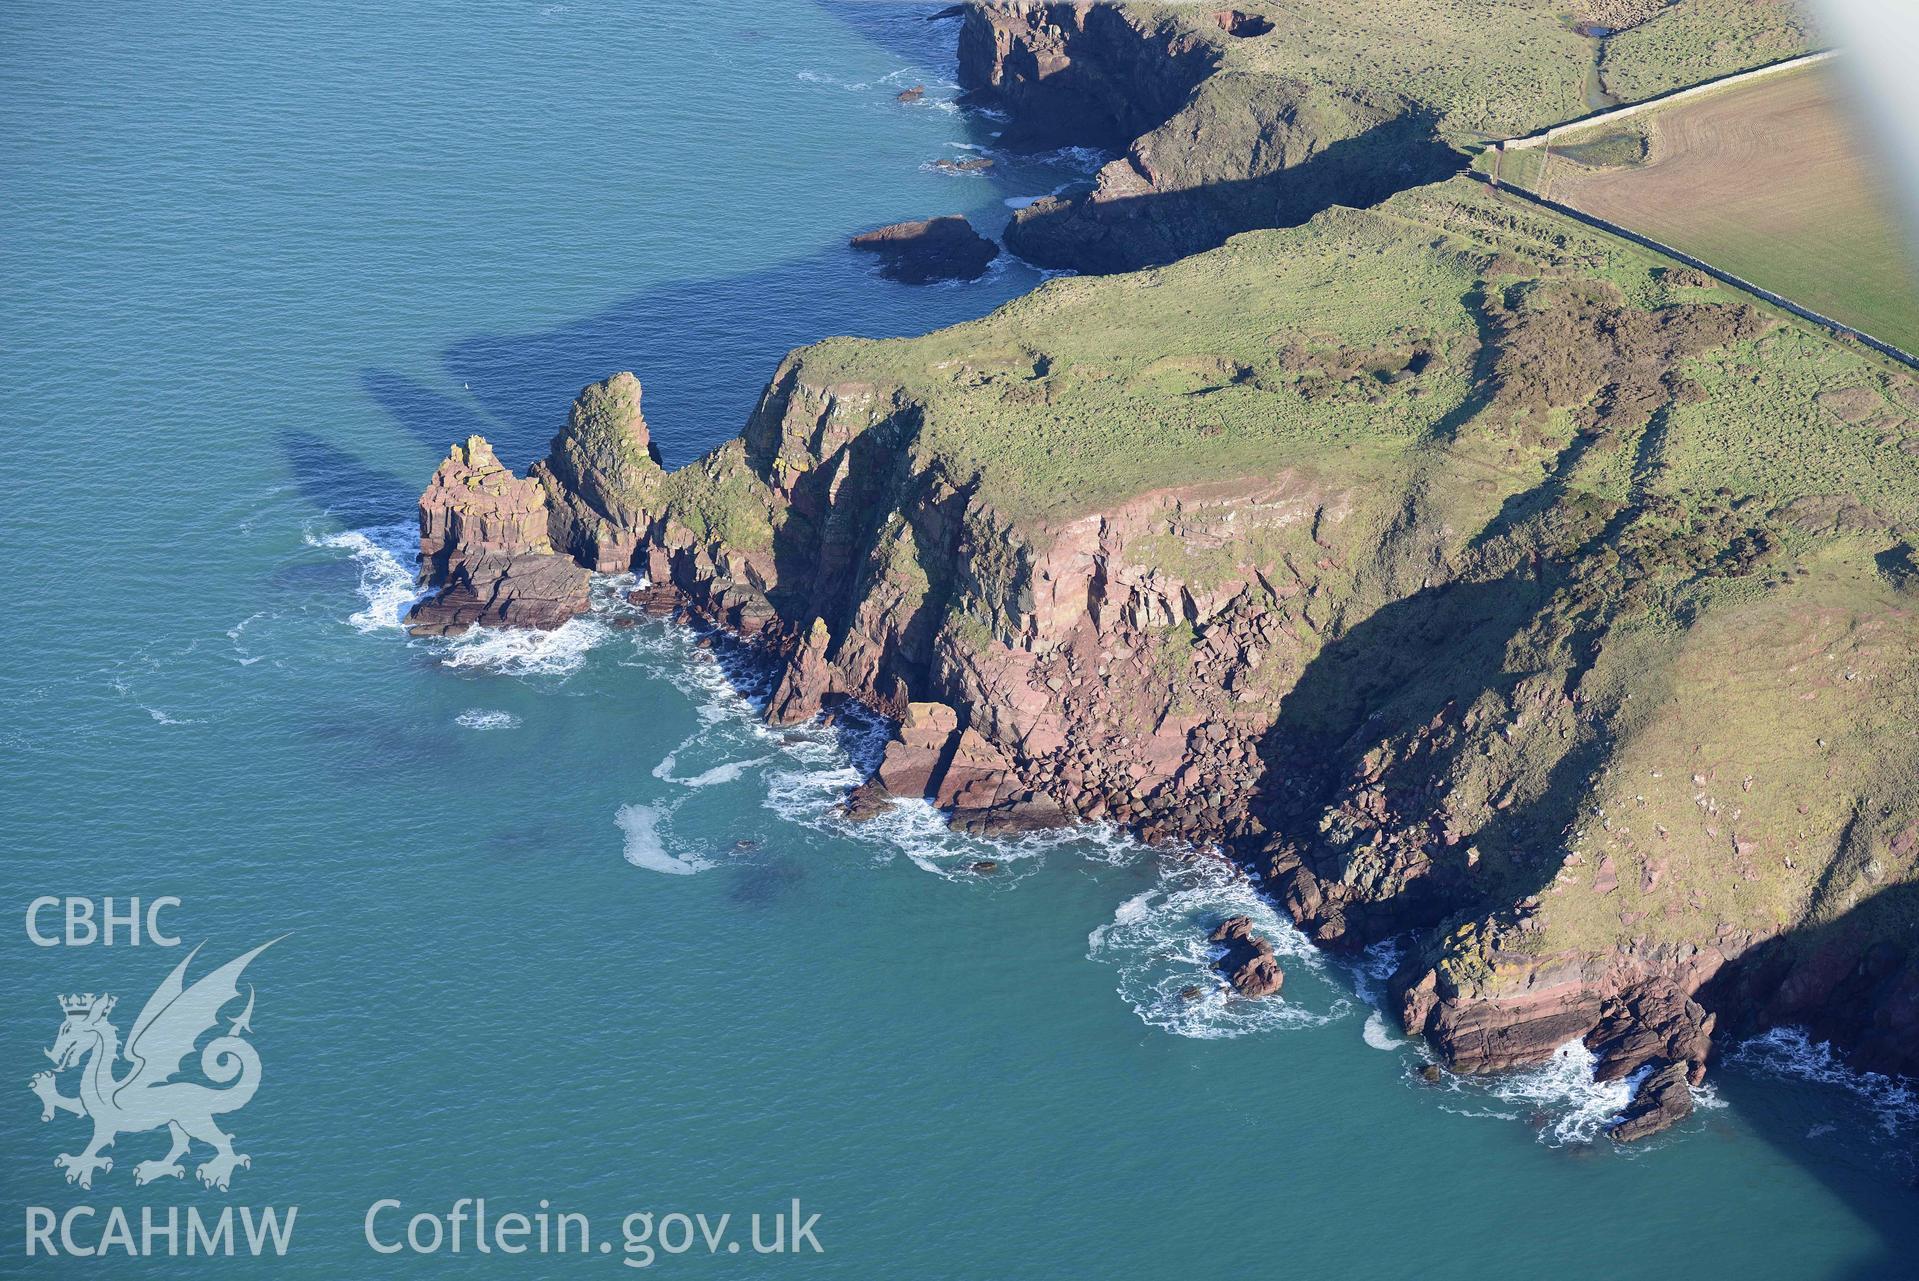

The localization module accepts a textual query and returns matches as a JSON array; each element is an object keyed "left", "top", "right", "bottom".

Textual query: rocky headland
[{"left": 408, "top": 1, "right": 1908, "bottom": 1143}]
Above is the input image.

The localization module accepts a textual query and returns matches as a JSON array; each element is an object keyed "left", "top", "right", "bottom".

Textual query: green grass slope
[{"left": 653, "top": 175, "right": 1919, "bottom": 976}]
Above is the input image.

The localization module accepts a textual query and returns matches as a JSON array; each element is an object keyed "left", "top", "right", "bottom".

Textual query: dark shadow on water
[
  {"left": 432, "top": 241, "right": 1039, "bottom": 473},
  {"left": 359, "top": 369, "right": 503, "bottom": 456},
  {"left": 279, "top": 430, "right": 418, "bottom": 528}
]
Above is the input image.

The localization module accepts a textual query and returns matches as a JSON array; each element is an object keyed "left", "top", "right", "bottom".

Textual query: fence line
[
  {"left": 1472, "top": 174, "right": 1919, "bottom": 372},
  {"left": 1501, "top": 49, "right": 1837, "bottom": 151}
]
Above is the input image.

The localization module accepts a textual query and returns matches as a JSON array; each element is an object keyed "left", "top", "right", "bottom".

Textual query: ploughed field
[{"left": 1522, "top": 62, "right": 1919, "bottom": 353}]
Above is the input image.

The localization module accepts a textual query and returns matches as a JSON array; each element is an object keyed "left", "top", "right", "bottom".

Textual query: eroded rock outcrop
[
  {"left": 1609, "top": 1061, "right": 1694, "bottom": 1143},
  {"left": 959, "top": 1, "right": 1456, "bottom": 272},
  {"left": 850, "top": 216, "right": 1000, "bottom": 283},
  {"left": 405, "top": 551, "right": 592, "bottom": 637},
  {"left": 531, "top": 372, "right": 664, "bottom": 572},
  {"left": 407, "top": 374, "right": 667, "bottom": 636},
  {"left": 1211, "top": 915, "right": 1284, "bottom": 996},
  {"left": 407, "top": 436, "right": 589, "bottom": 636}
]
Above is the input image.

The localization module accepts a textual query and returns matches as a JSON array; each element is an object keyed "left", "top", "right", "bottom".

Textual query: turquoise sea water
[{"left": 4, "top": 2, "right": 1917, "bottom": 1276}]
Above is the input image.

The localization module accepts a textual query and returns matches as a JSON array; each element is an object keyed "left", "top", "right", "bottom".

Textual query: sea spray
[
  {"left": 455, "top": 709, "right": 521, "bottom": 731},
  {"left": 1423, "top": 1040, "right": 1643, "bottom": 1146},
  {"left": 439, "top": 617, "right": 611, "bottom": 677}
]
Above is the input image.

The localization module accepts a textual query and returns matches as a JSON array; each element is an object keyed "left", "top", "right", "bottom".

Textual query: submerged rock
[{"left": 850, "top": 215, "right": 999, "bottom": 283}]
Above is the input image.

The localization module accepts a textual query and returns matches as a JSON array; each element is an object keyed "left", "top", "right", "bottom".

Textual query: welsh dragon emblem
[{"left": 29, "top": 940, "right": 279, "bottom": 1191}]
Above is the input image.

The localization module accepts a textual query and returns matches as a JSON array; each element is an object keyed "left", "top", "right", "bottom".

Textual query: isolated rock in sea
[
  {"left": 896, "top": 84, "right": 926, "bottom": 103},
  {"left": 1210, "top": 915, "right": 1284, "bottom": 997},
  {"left": 850, "top": 215, "right": 999, "bottom": 283},
  {"left": 408, "top": 435, "right": 590, "bottom": 636},
  {"left": 531, "top": 372, "right": 665, "bottom": 571},
  {"left": 1609, "top": 1061, "right": 1694, "bottom": 1142},
  {"left": 405, "top": 551, "right": 590, "bottom": 637},
  {"left": 932, "top": 156, "right": 994, "bottom": 173}
]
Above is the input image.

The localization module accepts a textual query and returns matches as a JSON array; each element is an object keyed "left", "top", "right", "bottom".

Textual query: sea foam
[
  {"left": 306, "top": 523, "right": 422, "bottom": 633},
  {"left": 616, "top": 802, "right": 708, "bottom": 876},
  {"left": 455, "top": 709, "right": 520, "bottom": 731},
  {"left": 1087, "top": 856, "right": 1348, "bottom": 1039},
  {"left": 1727, "top": 1026, "right": 1919, "bottom": 1135}
]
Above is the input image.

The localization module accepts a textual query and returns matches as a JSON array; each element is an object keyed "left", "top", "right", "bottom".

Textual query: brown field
[{"left": 1534, "top": 62, "right": 1919, "bottom": 353}]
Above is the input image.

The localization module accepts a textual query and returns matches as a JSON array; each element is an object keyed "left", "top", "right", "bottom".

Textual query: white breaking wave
[
  {"left": 796, "top": 69, "right": 872, "bottom": 91},
  {"left": 1086, "top": 856, "right": 1348, "bottom": 1039},
  {"left": 1363, "top": 1011, "right": 1405, "bottom": 1051},
  {"left": 311, "top": 525, "right": 636, "bottom": 677},
  {"left": 306, "top": 524, "right": 422, "bottom": 633},
  {"left": 455, "top": 709, "right": 520, "bottom": 731},
  {"left": 1004, "top": 180, "right": 1081, "bottom": 211},
  {"left": 1467, "top": 1040, "right": 1641, "bottom": 1146},
  {"left": 1034, "top": 144, "right": 1110, "bottom": 174},
  {"left": 1425, "top": 1037, "right": 1724, "bottom": 1144},
  {"left": 438, "top": 616, "right": 611, "bottom": 677},
  {"left": 434, "top": 573, "right": 643, "bottom": 677},
  {"left": 1727, "top": 1026, "right": 1919, "bottom": 1135},
  {"left": 616, "top": 802, "right": 709, "bottom": 876},
  {"left": 653, "top": 753, "right": 768, "bottom": 788}
]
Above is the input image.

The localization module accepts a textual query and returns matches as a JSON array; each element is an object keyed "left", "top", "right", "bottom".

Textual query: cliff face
[
  {"left": 956, "top": 1, "right": 1214, "bottom": 153},
  {"left": 413, "top": 175, "right": 1919, "bottom": 1124}
]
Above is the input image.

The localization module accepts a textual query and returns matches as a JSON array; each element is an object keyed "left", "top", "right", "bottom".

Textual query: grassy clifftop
[
  {"left": 722, "top": 177, "right": 1918, "bottom": 529},
  {"left": 971, "top": 0, "right": 1818, "bottom": 272},
  {"left": 633, "top": 175, "right": 1919, "bottom": 1068},
  {"left": 1110, "top": 0, "right": 1814, "bottom": 143}
]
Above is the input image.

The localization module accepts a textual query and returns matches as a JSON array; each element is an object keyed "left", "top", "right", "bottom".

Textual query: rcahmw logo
[{"left": 24, "top": 936, "right": 300, "bottom": 1260}]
